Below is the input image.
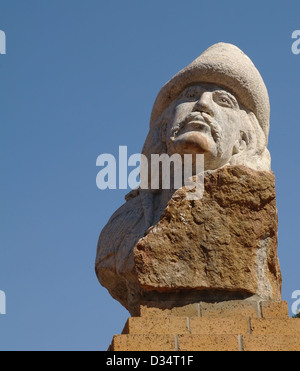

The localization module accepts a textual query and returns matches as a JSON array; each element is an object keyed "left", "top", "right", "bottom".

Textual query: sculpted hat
[{"left": 150, "top": 43, "right": 270, "bottom": 141}]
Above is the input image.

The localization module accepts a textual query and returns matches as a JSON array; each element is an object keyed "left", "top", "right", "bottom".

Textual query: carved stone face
[{"left": 166, "top": 84, "right": 246, "bottom": 170}]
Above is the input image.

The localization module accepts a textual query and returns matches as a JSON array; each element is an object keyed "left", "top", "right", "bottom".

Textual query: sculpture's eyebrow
[{"left": 180, "top": 85, "right": 204, "bottom": 97}]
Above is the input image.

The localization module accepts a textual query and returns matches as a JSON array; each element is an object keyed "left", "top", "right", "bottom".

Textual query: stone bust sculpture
[
  {"left": 96, "top": 43, "right": 281, "bottom": 315},
  {"left": 143, "top": 43, "right": 270, "bottom": 173}
]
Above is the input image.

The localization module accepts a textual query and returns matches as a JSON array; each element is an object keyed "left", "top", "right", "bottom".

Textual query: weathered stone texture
[
  {"left": 134, "top": 166, "right": 281, "bottom": 304},
  {"left": 97, "top": 166, "right": 282, "bottom": 314}
]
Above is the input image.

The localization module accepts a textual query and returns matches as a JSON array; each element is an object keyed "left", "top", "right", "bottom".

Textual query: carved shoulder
[{"left": 96, "top": 195, "right": 146, "bottom": 273}]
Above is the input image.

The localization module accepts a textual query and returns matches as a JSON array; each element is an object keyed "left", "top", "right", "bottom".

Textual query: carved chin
[{"left": 170, "top": 132, "right": 214, "bottom": 155}]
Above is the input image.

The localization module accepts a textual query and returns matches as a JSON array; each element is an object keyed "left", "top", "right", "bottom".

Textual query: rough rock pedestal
[{"left": 134, "top": 166, "right": 281, "bottom": 306}]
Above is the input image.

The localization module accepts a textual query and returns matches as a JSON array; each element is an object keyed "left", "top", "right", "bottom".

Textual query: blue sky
[{"left": 0, "top": 0, "right": 300, "bottom": 350}]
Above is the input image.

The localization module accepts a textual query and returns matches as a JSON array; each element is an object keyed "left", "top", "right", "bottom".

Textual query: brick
[
  {"left": 250, "top": 318, "right": 300, "bottom": 335},
  {"left": 122, "top": 317, "right": 189, "bottom": 335},
  {"left": 200, "top": 300, "right": 259, "bottom": 318},
  {"left": 111, "top": 334, "right": 175, "bottom": 351},
  {"left": 190, "top": 316, "right": 249, "bottom": 335},
  {"left": 139, "top": 302, "right": 200, "bottom": 317},
  {"left": 260, "top": 301, "right": 289, "bottom": 319},
  {"left": 243, "top": 335, "right": 300, "bottom": 351},
  {"left": 178, "top": 334, "right": 239, "bottom": 351}
]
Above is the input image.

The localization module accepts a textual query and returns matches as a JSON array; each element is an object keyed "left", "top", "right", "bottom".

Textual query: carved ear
[{"left": 232, "top": 131, "right": 248, "bottom": 155}]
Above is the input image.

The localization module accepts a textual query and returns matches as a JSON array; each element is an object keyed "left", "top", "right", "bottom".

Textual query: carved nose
[{"left": 193, "top": 92, "right": 214, "bottom": 117}]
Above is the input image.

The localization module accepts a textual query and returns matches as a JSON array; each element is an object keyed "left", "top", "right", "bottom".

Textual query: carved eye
[
  {"left": 221, "top": 97, "right": 230, "bottom": 105},
  {"left": 187, "top": 91, "right": 196, "bottom": 99},
  {"left": 179, "top": 89, "right": 196, "bottom": 101},
  {"left": 214, "top": 93, "right": 234, "bottom": 108}
]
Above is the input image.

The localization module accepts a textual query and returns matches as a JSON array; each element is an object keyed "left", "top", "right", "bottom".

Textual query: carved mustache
[{"left": 171, "top": 112, "right": 221, "bottom": 143}]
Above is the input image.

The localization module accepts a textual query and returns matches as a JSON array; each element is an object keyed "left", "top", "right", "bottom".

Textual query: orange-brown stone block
[
  {"left": 189, "top": 316, "right": 249, "bottom": 335},
  {"left": 139, "top": 302, "right": 200, "bottom": 318},
  {"left": 122, "top": 317, "right": 189, "bottom": 335},
  {"left": 250, "top": 318, "right": 300, "bottom": 335},
  {"left": 199, "top": 300, "right": 259, "bottom": 318},
  {"left": 242, "top": 334, "right": 300, "bottom": 351},
  {"left": 177, "top": 334, "right": 239, "bottom": 351},
  {"left": 260, "top": 301, "right": 289, "bottom": 318},
  {"left": 111, "top": 334, "right": 176, "bottom": 351}
]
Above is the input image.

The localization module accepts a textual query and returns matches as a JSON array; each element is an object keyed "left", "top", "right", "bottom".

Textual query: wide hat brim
[{"left": 150, "top": 43, "right": 270, "bottom": 142}]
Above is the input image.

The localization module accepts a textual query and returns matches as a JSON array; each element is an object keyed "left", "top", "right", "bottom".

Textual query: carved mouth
[
  {"left": 175, "top": 112, "right": 212, "bottom": 136},
  {"left": 171, "top": 112, "right": 221, "bottom": 145},
  {"left": 181, "top": 119, "right": 210, "bottom": 133}
]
